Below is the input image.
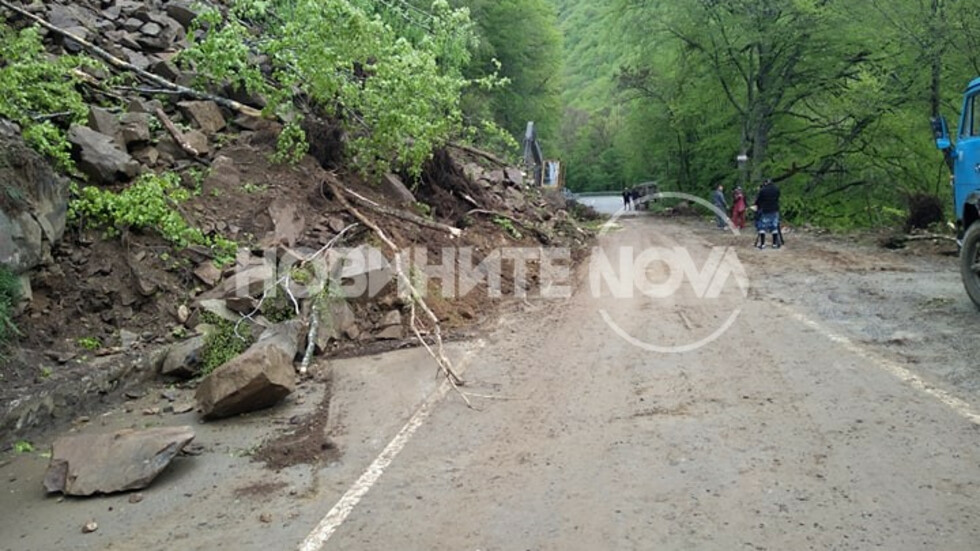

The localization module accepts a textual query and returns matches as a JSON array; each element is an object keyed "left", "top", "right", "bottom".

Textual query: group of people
[
  {"left": 712, "top": 179, "right": 783, "bottom": 249},
  {"left": 622, "top": 188, "right": 641, "bottom": 210}
]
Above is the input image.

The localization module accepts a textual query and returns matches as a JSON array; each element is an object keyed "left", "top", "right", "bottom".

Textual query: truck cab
[{"left": 934, "top": 77, "right": 980, "bottom": 307}]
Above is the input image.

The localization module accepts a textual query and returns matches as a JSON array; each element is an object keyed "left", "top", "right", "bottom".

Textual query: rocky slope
[{"left": 0, "top": 0, "right": 598, "bottom": 447}]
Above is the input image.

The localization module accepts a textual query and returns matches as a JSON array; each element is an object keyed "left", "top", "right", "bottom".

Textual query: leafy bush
[
  {"left": 179, "top": 0, "right": 497, "bottom": 176},
  {"left": 0, "top": 266, "right": 21, "bottom": 349},
  {"left": 69, "top": 172, "right": 238, "bottom": 265},
  {"left": 0, "top": 23, "right": 91, "bottom": 171}
]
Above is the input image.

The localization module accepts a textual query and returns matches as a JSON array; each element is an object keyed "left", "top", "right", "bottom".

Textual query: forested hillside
[{"left": 555, "top": 0, "right": 980, "bottom": 229}]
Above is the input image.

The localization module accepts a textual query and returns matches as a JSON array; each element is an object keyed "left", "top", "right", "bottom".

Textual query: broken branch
[
  {"left": 340, "top": 186, "right": 462, "bottom": 239},
  {"left": 467, "top": 208, "right": 552, "bottom": 244},
  {"left": 325, "top": 177, "right": 469, "bottom": 404},
  {"left": 902, "top": 234, "right": 958, "bottom": 244},
  {"left": 448, "top": 142, "right": 512, "bottom": 167},
  {"left": 154, "top": 108, "right": 201, "bottom": 157}
]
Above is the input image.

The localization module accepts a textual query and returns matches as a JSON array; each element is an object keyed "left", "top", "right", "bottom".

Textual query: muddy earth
[{"left": 2, "top": 214, "right": 980, "bottom": 550}]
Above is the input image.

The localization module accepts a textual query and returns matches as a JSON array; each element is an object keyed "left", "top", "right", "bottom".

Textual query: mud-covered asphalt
[{"left": 3, "top": 215, "right": 979, "bottom": 550}]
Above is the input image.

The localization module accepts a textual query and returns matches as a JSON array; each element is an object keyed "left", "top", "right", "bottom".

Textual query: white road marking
[
  {"left": 298, "top": 340, "right": 486, "bottom": 551},
  {"left": 783, "top": 306, "right": 980, "bottom": 425}
]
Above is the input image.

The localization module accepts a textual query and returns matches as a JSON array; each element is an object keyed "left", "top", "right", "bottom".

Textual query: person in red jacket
[{"left": 731, "top": 186, "right": 747, "bottom": 229}]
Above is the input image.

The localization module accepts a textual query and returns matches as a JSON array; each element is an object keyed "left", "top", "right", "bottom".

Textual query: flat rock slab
[{"left": 43, "top": 426, "right": 195, "bottom": 496}]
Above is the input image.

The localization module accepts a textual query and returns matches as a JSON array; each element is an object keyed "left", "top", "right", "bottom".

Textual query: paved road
[
  {"left": 313, "top": 217, "right": 980, "bottom": 550},
  {"left": 3, "top": 216, "right": 979, "bottom": 550}
]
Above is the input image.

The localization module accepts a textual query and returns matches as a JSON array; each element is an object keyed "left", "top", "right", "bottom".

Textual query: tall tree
[{"left": 456, "top": 0, "right": 564, "bottom": 154}]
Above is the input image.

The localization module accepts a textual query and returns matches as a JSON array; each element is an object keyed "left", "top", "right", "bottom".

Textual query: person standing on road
[
  {"left": 712, "top": 184, "right": 728, "bottom": 229},
  {"left": 731, "top": 186, "right": 747, "bottom": 229},
  {"left": 753, "top": 178, "right": 782, "bottom": 249},
  {"left": 622, "top": 188, "right": 631, "bottom": 211}
]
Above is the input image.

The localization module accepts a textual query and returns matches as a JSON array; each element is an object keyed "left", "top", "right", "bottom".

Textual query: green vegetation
[
  {"left": 68, "top": 172, "right": 238, "bottom": 265},
  {"left": 76, "top": 336, "right": 101, "bottom": 351},
  {"left": 493, "top": 216, "right": 522, "bottom": 239},
  {"left": 0, "top": 24, "right": 91, "bottom": 171},
  {"left": 13, "top": 440, "right": 33, "bottom": 453},
  {"left": 176, "top": 0, "right": 563, "bottom": 173},
  {"left": 0, "top": 267, "right": 21, "bottom": 351},
  {"left": 261, "top": 291, "right": 298, "bottom": 323},
  {"left": 454, "top": 0, "right": 563, "bottom": 155},
  {"left": 414, "top": 201, "right": 433, "bottom": 219},
  {"left": 184, "top": 167, "right": 209, "bottom": 195},
  {"left": 200, "top": 313, "right": 254, "bottom": 376},
  {"left": 179, "top": 0, "right": 480, "bottom": 175},
  {"left": 554, "top": 0, "right": 980, "bottom": 229},
  {"left": 241, "top": 182, "right": 269, "bottom": 194}
]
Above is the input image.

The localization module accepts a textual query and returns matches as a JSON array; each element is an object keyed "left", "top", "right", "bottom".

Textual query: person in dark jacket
[{"left": 753, "top": 178, "right": 782, "bottom": 249}]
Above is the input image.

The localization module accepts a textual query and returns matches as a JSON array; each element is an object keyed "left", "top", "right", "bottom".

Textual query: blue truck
[{"left": 932, "top": 77, "right": 980, "bottom": 307}]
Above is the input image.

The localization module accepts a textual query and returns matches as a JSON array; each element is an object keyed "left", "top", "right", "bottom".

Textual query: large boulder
[
  {"left": 166, "top": 2, "right": 200, "bottom": 30},
  {"left": 0, "top": 122, "right": 69, "bottom": 277},
  {"left": 87, "top": 106, "right": 121, "bottom": 145},
  {"left": 43, "top": 426, "right": 195, "bottom": 496},
  {"left": 68, "top": 125, "right": 140, "bottom": 185},
  {"left": 195, "top": 320, "right": 303, "bottom": 419}
]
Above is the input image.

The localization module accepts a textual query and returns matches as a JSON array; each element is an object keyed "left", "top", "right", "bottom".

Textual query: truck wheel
[{"left": 960, "top": 222, "right": 980, "bottom": 308}]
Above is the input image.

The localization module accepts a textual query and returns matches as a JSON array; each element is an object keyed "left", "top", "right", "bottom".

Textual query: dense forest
[
  {"left": 445, "top": 0, "right": 980, "bottom": 228},
  {"left": 551, "top": 0, "right": 980, "bottom": 228}
]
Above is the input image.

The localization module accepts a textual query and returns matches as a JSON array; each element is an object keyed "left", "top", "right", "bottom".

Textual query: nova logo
[
  {"left": 589, "top": 246, "right": 749, "bottom": 300},
  {"left": 595, "top": 191, "right": 751, "bottom": 354}
]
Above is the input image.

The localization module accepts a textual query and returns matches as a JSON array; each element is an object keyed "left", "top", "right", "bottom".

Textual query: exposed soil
[
  {"left": 1, "top": 123, "right": 593, "bottom": 446},
  {"left": 252, "top": 377, "right": 339, "bottom": 471}
]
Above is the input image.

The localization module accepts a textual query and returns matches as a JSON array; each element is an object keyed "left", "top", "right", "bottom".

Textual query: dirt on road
[{"left": 3, "top": 215, "right": 980, "bottom": 550}]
